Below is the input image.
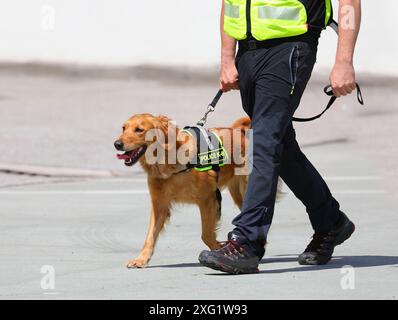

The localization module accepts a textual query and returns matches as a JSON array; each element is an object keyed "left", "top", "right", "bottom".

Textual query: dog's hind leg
[
  {"left": 198, "top": 193, "right": 222, "bottom": 250},
  {"left": 127, "top": 199, "right": 170, "bottom": 269}
]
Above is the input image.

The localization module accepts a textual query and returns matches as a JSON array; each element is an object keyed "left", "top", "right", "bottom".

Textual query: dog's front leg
[
  {"left": 198, "top": 194, "right": 222, "bottom": 250},
  {"left": 127, "top": 201, "right": 170, "bottom": 269}
]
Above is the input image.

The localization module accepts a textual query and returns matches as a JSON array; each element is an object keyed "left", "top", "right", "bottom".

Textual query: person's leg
[
  {"left": 231, "top": 41, "right": 318, "bottom": 256},
  {"left": 199, "top": 40, "right": 319, "bottom": 275},
  {"left": 279, "top": 124, "right": 342, "bottom": 233},
  {"left": 199, "top": 41, "right": 319, "bottom": 273},
  {"left": 280, "top": 120, "right": 355, "bottom": 265}
]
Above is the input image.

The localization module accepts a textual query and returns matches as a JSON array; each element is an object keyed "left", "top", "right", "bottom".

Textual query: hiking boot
[
  {"left": 299, "top": 213, "right": 355, "bottom": 265},
  {"left": 198, "top": 233, "right": 261, "bottom": 274}
]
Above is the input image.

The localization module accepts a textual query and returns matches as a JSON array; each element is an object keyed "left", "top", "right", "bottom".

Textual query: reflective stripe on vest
[
  {"left": 224, "top": 0, "right": 247, "bottom": 40},
  {"left": 258, "top": 6, "right": 301, "bottom": 21},
  {"left": 225, "top": 2, "right": 240, "bottom": 18},
  {"left": 251, "top": 0, "right": 308, "bottom": 41},
  {"left": 224, "top": 0, "right": 332, "bottom": 41}
]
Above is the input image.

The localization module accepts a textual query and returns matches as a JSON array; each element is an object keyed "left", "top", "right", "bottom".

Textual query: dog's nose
[{"left": 114, "top": 140, "right": 124, "bottom": 151}]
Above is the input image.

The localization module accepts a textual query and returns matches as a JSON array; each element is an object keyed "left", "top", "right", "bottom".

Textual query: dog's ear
[
  {"left": 154, "top": 115, "right": 170, "bottom": 132},
  {"left": 155, "top": 115, "right": 179, "bottom": 144}
]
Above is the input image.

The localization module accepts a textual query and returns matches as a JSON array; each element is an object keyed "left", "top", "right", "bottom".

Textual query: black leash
[
  {"left": 198, "top": 84, "right": 364, "bottom": 125},
  {"left": 190, "top": 90, "right": 224, "bottom": 185},
  {"left": 291, "top": 19, "right": 364, "bottom": 122},
  {"left": 292, "top": 83, "right": 364, "bottom": 122}
]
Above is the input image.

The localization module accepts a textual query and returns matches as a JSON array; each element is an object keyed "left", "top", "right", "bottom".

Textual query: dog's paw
[
  {"left": 216, "top": 241, "right": 226, "bottom": 249},
  {"left": 126, "top": 258, "right": 149, "bottom": 269}
]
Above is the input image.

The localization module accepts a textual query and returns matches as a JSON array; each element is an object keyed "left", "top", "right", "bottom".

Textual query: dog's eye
[
  {"left": 122, "top": 126, "right": 126, "bottom": 132},
  {"left": 135, "top": 127, "right": 144, "bottom": 133}
]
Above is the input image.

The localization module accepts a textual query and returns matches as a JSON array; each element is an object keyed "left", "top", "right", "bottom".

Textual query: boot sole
[{"left": 198, "top": 256, "right": 259, "bottom": 275}]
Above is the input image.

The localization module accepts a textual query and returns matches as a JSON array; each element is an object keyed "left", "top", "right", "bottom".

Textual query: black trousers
[{"left": 232, "top": 39, "right": 342, "bottom": 255}]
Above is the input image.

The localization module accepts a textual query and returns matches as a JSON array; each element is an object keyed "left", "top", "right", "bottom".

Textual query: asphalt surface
[
  {"left": 0, "top": 67, "right": 397, "bottom": 299},
  {"left": 0, "top": 141, "right": 397, "bottom": 300}
]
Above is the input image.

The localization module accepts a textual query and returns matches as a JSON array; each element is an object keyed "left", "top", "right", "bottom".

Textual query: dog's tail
[{"left": 231, "top": 117, "right": 251, "bottom": 130}]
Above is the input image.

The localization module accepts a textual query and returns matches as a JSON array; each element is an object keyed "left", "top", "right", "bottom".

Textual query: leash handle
[
  {"left": 293, "top": 83, "right": 364, "bottom": 123},
  {"left": 324, "top": 83, "right": 364, "bottom": 105},
  {"left": 197, "top": 90, "right": 224, "bottom": 126}
]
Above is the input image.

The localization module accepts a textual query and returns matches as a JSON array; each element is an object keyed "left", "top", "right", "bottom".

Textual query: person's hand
[
  {"left": 220, "top": 59, "right": 239, "bottom": 92},
  {"left": 329, "top": 61, "right": 356, "bottom": 97}
]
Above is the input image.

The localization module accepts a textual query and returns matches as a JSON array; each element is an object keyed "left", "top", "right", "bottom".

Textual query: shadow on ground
[{"left": 148, "top": 255, "right": 398, "bottom": 275}]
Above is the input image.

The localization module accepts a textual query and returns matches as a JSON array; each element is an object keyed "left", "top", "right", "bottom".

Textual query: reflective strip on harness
[
  {"left": 181, "top": 127, "right": 228, "bottom": 172},
  {"left": 225, "top": 3, "right": 240, "bottom": 18},
  {"left": 258, "top": 6, "right": 301, "bottom": 21}
]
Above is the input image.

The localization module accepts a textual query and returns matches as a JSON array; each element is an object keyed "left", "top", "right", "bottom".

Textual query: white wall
[{"left": 0, "top": 0, "right": 397, "bottom": 75}]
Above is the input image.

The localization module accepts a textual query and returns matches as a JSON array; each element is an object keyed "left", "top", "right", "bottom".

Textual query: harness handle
[{"left": 292, "top": 83, "right": 364, "bottom": 123}]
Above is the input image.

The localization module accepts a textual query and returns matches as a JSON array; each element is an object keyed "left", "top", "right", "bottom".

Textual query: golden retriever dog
[{"left": 114, "top": 113, "right": 278, "bottom": 268}]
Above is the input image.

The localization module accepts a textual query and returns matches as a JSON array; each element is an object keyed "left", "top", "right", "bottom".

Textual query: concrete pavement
[
  {"left": 0, "top": 141, "right": 397, "bottom": 300},
  {"left": 0, "top": 66, "right": 397, "bottom": 299}
]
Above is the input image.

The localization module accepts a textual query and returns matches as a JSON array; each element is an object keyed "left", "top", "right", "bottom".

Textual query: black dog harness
[
  {"left": 180, "top": 125, "right": 228, "bottom": 173},
  {"left": 177, "top": 125, "right": 226, "bottom": 217}
]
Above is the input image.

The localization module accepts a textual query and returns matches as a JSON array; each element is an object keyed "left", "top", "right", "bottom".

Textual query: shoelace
[{"left": 219, "top": 241, "right": 245, "bottom": 257}]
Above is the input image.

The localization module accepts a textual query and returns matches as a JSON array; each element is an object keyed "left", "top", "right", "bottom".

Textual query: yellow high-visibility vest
[{"left": 224, "top": 0, "right": 333, "bottom": 41}]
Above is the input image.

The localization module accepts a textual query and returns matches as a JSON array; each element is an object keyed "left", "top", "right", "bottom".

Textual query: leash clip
[
  {"left": 196, "top": 90, "right": 223, "bottom": 127},
  {"left": 196, "top": 105, "right": 215, "bottom": 127}
]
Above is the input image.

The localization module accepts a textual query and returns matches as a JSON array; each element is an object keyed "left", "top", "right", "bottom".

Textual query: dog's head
[{"left": 114, "top": 113, "right": 169, "bottom": 166}]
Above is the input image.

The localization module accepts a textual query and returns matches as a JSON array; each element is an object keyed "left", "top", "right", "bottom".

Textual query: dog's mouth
[{"left": 116, "top": 145, "right": 147, "bottom": 166}]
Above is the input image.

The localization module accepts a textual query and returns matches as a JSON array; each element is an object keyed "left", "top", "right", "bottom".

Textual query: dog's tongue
[{"left": 117, "top": 153, "right": 130, "bottom": 160}]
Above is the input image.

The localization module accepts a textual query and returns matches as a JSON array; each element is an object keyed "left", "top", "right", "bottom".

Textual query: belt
[{"left": 238, "top": 32, "right": 321, "bottom": 51}]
